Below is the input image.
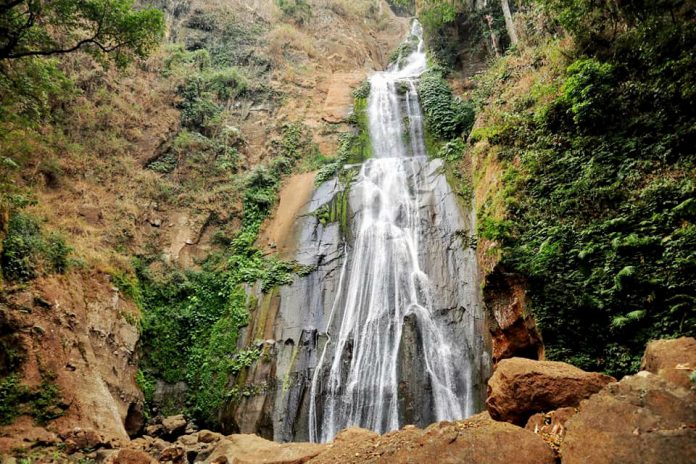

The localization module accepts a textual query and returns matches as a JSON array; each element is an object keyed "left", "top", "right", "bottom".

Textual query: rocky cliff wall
[
  {"left": 0, "top": 272, "right": 143, "bottom": 453},
  {"left": 226, "top": 154, "right": 491, "bottom": 441}
]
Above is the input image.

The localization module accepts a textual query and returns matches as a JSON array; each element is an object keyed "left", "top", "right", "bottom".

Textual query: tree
[
  {"left": 0, "top": 0, "right": 164, "bottom": 67},
  {"left": 500, "top": 0, "right": 518, "bottom": 45}
]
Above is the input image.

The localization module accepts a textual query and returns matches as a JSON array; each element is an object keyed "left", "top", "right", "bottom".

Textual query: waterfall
[{"left": 304, "top": 21, "right": 486, "bottom": 443}]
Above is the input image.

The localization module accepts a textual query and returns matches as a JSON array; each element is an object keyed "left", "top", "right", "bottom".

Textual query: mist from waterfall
[{"left": 308, "top": 21, "right": 482, "bottom": 443}]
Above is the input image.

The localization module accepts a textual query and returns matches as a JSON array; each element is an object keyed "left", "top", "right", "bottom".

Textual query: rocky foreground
[{"left": 2, "top": 337, "right": 694, "bottom": 463}]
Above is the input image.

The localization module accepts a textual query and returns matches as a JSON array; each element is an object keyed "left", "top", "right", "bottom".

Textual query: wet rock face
[
  {"left": 397, "top": 313, "right": 434, "bottom": 428},
  {"left": 486, "top": 357, "right": 615, "bottom": 425},
  {"left": 561, "top": 371, "right": 696, "bottom": 464},
  {"left": 268, "top": 158, "right": 490, "bottom": 441},
  {"left": 228, "top": 156, "right": 491, "bottom": 441},
  {"left": 640, "top": 336, "right": 696, "bottom": 390}
]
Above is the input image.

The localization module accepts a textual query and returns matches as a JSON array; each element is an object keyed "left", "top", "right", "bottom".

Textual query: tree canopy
[{"left": 0, "top": 0, "right": 165, "bottom": 67}]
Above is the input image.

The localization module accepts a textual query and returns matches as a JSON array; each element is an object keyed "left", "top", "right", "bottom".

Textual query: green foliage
[
  {"left": 389, "top": 34, "right": 420, "bottom": 66},
  {"left": 146, "top": 130, "right": 241, "bottom": 175},
  {"left": 418, "top": 1, "right": 459, "bottom": 32},
  {"left": 418, "top": 69, "right": 475, "bottom": 141},
  {"left": 475, "top": 2, "right": 696, "bottom": 377},
  {"left": 316, "top": 96, "right": 371, "bottom": 185},
  {"left": 275, "top": 0, "right": 312, "bottom": 25},
  {"left": 138, "top": 123, "right": 316, "bottom": 428},
  {"left": 436, "top": 138, "right": 466, "bottom": 162},
  {"left": 386, "top": 0, "right": 415, "bottom": 16},
  {"left": 30, "top": 371, "right": 65, "bottom": 425},
  {"left": 112, "top": 269, "right": 143, "bottom": 309},
  {"left": 313, "top": 181, "right": 353, "bottom": 238},
  {"left": 1, "top": 212, "right": 72, "bottom": 282},
  {"left": 558, "top": 58, "right": 614, "bottom": 129},
  {"left": 0, "top": 371, "right": 65, "bottom": 426},
  {"left": 0, "top": 0, "right": 164, "bottom": 65},
  {"left": 174, "top": 56, "right": 249, "bottom": 133},
  {"left": 352, "top": 80, "right": 371, "bottom": 100},
  {"left": 418, "top": 0, "right": 508, "bottom": 70},
  {"left": 0, "top": 375, "right": 27, "bottom": 425},
  {"left": 136, "top": 370, "right": 154, "bottom": 404},
  {"left": 0, "top": 57, "right": 74, "bottom": 123}
]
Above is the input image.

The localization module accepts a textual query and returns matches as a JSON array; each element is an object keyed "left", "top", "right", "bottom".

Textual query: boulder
[
  {"left": 483, "top": 266, "right": 544, "bottom": 363},
  {"left": 144, "top": 423, "right": 164, "bottom": 437},
  {"left": 161, "top": 414, "right": 187, "bottom": 439},
  {"left": 486, "top": 357, "right": 614, "bottom": 425},
  {"left": 176, "top": 434, "right": 198, "bottom": 446},
  {"left": 204, "top": 434, "right": 326, "bottom": 464},
  {"left": 641, "top": 337, "right": 696, "bottom": 390},
  {"left": 525, "top": 406, "right": 576, "bottom": 436},
  {"left": 61, "top": 428, "right": 110, "bottom": 454},
  {"left": 198, "top": 430, "right": 223, "bottom": 444},
  {"left": 525, "top": 407, "right": 577, "bottom": 455},
  {"left": 160, "top": 445, "right": 186, "bottom": 463},
  {"left": 561, "top": 371, "right": 696, "bottom": 464}
]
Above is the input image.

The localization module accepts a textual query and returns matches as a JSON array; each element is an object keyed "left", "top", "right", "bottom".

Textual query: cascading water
[{"left": 304, "top": 21, "right": 487, "bottom": 443}]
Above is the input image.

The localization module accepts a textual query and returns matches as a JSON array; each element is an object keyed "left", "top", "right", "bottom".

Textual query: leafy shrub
[
  {"left": 275, "top": 0, "right": 312, "bottom": 26},
  {"left": 352, "top": 80, "right": 371, "bottom": 99},
  {"left": 557, "top": 58, "right": 614, "bottom": 130},
  {"left": 44, "top": 233, "right": 71, "bottom": 274},
  {"left": 389, "top": 34, "right": 420, "bottom": 66},
  {"left": 1, "top": 213, "right": 43, "bottom": 281},
  {"left": 418, "top": 70, "right": 475, "bottom": 140},
  {"left": 436, "top": 138, "right": 466, "bottom": 162},
  {"left": 1, "top": 213, "right": 71, "bottom": 282},
  {"left": 0, "top": 375, "right": 28, "bottom": 425}
]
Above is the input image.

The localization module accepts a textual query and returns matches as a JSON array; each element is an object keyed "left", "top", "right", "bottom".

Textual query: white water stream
[{"left": 308, "top": 21, "right": 479, "bottom": 443}]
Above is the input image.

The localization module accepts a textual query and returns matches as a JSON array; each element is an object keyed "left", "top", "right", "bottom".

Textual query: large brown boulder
[
  {"left": 561, "top": 371, "right": 696, "bottom": 464},
  {"left": 641, "top": 337, "right": 696, "bottom": 390},
  {"left": 204, "top": 434, "right": 326, "bottom": 464},
  {"left": 160, "top": 414, "right": 187, "bottom": 440},
  {"left": 486, "top": 357, "right": 614, "bottom": 425},
  {"left": 307, "top": 413, "right": 556, "bottom": 464}
]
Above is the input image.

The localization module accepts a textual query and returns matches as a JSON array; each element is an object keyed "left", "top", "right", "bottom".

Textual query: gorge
[{"left": 0, "top": 1, "right": 694, "bottom": 462}]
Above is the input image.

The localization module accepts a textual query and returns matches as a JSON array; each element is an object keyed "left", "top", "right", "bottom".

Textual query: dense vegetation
[
  {"left": 136, "top": 123, "right": 317, "bottom": 426},
  {"left": 0, "top": 0, "right": 163, "bottom": 428},
  {"left": 466, "top": 0, "right": 695, "bottom": 375},
  {"left": 418, "top": 68, "right": 474, "bottom": 141}
]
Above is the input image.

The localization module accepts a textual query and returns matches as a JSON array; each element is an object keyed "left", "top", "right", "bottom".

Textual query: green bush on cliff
[
  {"left": 1, "top": 212, "right": 72, "bottom": 282},
  {"left": 418, "top": 69, "right": 474, "bottom": 141},
  {"left": 275, "top": 0, "right": 312, "bottom": 26},
  {"left": 0, "top": 371, "right": 65, "bottom": 426},
  {"left": 473, "top": 1, "right": 696, "bottom": 376}
]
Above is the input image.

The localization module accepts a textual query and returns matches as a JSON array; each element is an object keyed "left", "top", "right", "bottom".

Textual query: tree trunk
[
  {"left": 484, "top": 14, "right": 501, "bottom": 57},
  {"left": 501, "top": 0, "right": 519, "bottom": 45}
]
